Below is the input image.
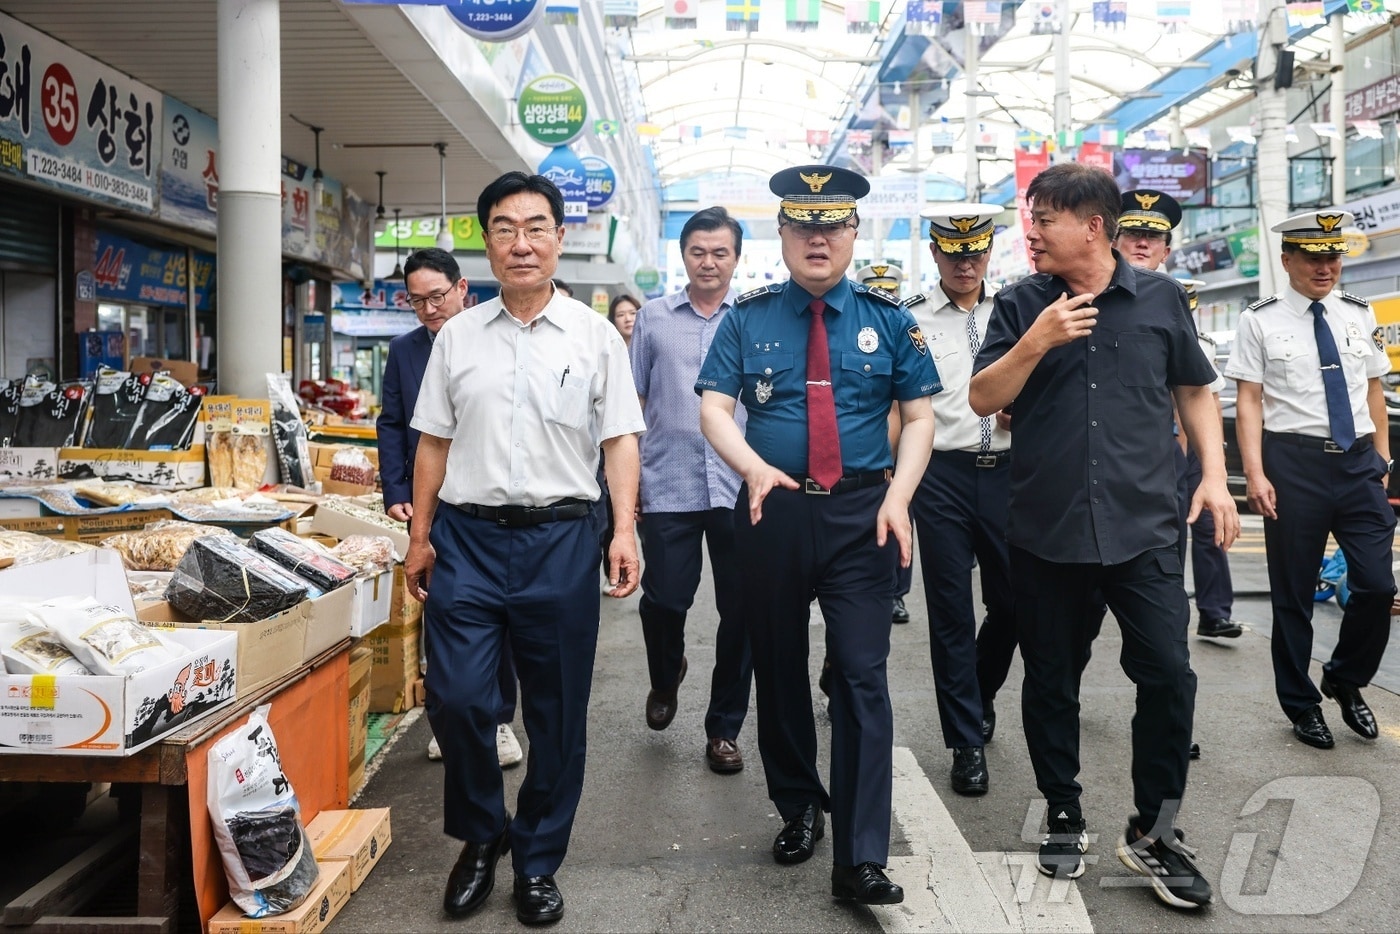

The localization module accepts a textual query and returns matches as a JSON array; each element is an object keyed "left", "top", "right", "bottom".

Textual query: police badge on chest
[{"left": 754, "top": 378, "right": 773, "bottom": 404}]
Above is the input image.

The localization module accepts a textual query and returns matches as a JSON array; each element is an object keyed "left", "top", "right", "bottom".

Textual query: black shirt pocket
[{"left": 1116, "top": 332, "right": 1166, "bottom": 388}]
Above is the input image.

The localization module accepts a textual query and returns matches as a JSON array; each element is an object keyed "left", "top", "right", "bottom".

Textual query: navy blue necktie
[{"left": 1310, "top": 300, "right": 1355, "bottom": 450}]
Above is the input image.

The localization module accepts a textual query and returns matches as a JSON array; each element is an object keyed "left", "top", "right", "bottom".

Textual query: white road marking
[{"left": 869, "top": 746, "right": 1094, "bottom": 933}]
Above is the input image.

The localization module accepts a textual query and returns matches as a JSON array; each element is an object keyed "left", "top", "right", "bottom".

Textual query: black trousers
[
  {"left": 1184, "top": 448, "right": 1234, "bottom": 621},
  {"left": 1011, "top": 544, "right": 1196, "bottom": 833},
  {"left": 638, "top": 508, "right": 752, "bottom": 739},
  {"left": 735, "top": 483, "right": 897, "bottom": 867},
  {"left": 911, "top": 451, "right": 1013, "bottom": 749},
  {"left": 1261, "top": 434, "right": 1396, "bottom": 719}
]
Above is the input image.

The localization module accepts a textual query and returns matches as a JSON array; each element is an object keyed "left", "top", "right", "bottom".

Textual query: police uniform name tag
[
  {"left": 755, "top": 378, "right": 773, "bottom": 404},
  {"left": 857, "top": 327, "right": 879, "bottom": 353}
]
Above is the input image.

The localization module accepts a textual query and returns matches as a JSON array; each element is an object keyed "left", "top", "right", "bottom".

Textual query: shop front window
[
  {"left": 1289, "top": 150, "right": 1332, "bottom": 209},
  {"left": 1345, "top": 122, "right": 1397, "bottom": 197}
]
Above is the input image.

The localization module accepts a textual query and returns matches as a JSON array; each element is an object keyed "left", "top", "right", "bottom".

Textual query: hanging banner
[
  {"left": 92, "top": 230, "right": 216, "bottom": 311},
  {"left": 376, "top": 214, "right": 488, "bottom": 252},
  {"left": 159, "top": 95, "right": 219, "bottom": 236},
  {"left": 862, "top": 175, "right": 920, "bottom": 220},
  {"left": 518, "top": 74, "right": 587, "bottom": 147},
  {"left": 1014, "top": 148, "right": 1050, "bottom": 264},
  {"left": 446, "top": 0, "right": 544, "bottom": 42},
  {"left": 1115, "top": 148, "right": 1209, "bottom": 204},
  {"left": 1076, "top": 141, "right": 1113, "bottom": 172},
  {"left": 581, "top": 155, "right": 617, "bottom": 210},
  {"left": 0, "top": 11, "right": 161, "bottom": 213},
  {"left": 539, "top": 145, "right": 588, "bottom": 220}
]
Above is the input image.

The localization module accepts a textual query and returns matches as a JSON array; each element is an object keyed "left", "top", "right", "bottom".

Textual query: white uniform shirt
[
  {"left": 907, "top": 282, "right": 1012, "bottom": 452},
  {"left": 1223, "top": 285, "right": 1391, "bottom": 438},
  {"left": 411, "top": 292, "right": 646, "bottom": 507},
  {"left": 1197, "top": 333, "right": 1228, "bottom": 394}
]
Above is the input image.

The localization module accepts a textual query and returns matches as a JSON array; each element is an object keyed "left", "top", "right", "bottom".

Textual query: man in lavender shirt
[{"left": 632, "top": 206, "right": 753, "bottom": 774}]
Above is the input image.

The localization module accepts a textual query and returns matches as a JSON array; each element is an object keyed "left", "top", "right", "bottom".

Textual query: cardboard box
[
  {"left": 348, "top": 647, "right": 371, "bottom": 766},
  {"left": 310, "top": 506, "right": 409, "bottom": 562},
  {"left": 206, "top": 859, "right": 350, "bottom": 934},
  {"left": 0, "top": 446, "right": 59, "bottom": 480},
  {"left": 350, "top": 570, "right": 393, "bottom": 638},
  {"left": 0, "top": 496, "right": 42, "bottom": 519},
  {"left": 303, "top": 582, "right": 355, "bottom": 659},
  {"left": 131, "top": 356, "right": 199, "bottom": 387},
  {"left": 0, "top": 508, "right": 176, "bottom": 543},
  {"left": 390, "top": 564, "right": 422, "bottom": 628},
  {"left": 0, "top": 550, "right": 237, "bottom": 755},
  {"left": 365, "top": 617, "right": 420, "bottom": 713},
  {"left": 58, "top": 444, "right": 206, "bottom": 489},
  {"left": 307, "top": 808, "right": 391, "bottom": 892},
  {"left": 321, "top": 478, "right": 375, "bottom": 497}
]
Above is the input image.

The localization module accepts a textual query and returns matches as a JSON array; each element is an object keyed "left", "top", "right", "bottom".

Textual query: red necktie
[{"left": 806, "top": 299, "right": 843, "bottom": 490}]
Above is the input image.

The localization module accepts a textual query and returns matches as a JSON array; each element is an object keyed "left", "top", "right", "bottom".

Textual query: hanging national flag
[
  {"left": 636, "top": 122, "right": 663, "bottom": 137},
  {"left": 1226, "top": 125, "right": 1255, "bottom": 144},
  {"left": 1057, "top": 129, "right": 1082, "bottom": 150},
  {"left": 665, "top": 0, "right": 697, "bottom": 28},
  {"left": 1094, "top": 126, "right": 1125, "bottom": 147},
  {"left": 1184, "top": 126, "right": 1212, "bottom": 149},
  {"left": 594, "top": 119, "right": 619, "bottom": 137},
  {"left": 724, "top": 126, "right": 749, "bottom": 140},
  {"left": 678, "top": 124, "right": 703, "bottom": 143},
  {"left": 1347, "top": 0, "right": 1384, "bottom": 12},
  {"left": 1028, "top": 2, "right": 1059, "bottom": 34},
  {"left": 887, "top": 129, "right": 913, "bottom": 150},
  {"left": 604, "top": 0, "right": 638, "bottom": 28},
  {"left": 727, "top": 0, "right": 760, "bottom": 31},
  {"left": 1218, "top": 0, "right": 1256, "bottom": 33},
  {"left": 1091, "top": 1, "right": 1127, "bottom": 30},
  {"left": 1285, "top": 0, "right": 1325, "bottom": 26},
  {"left": 1311, "top": 122, "right": 1340, "bottom": 140},
  {"left": 904, "top": 0, "right": 941, "bottom": 36},
  {"left": 965, "top": 1, "right": 1004, "bottom": 28},
  {"left": 846, "top": 1, "right": 880, "bottom": 33},
  {"left": 1354, "top": 119, "right": 1383, "bottom": 139},
  {"left": 545, "top": 1, "right": 580, "bottom": 25},
  {"left": 846, "top": 129, "right": 873, "bottom": 147},
  {"left": 929, "top": 129, "right": 956, "bottom": 152},
  {"left": 1156, "top": 1, "right": 1190, "bottom": 31},
  {"left": 806, "top": 129, "right": 831, "bottom": 146},
  {"left": 1141, "top": 127, "right": 1171, "bottom": 149},
  {"left": 787, "top": 0, "right": 821, "bottom": 31}
]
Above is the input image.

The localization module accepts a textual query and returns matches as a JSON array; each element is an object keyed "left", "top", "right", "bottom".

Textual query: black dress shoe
[
  {"left": 1322, "top": 674, "right": 1379, "bottom": 739},
  {"left": 443, "top": 816, "right": 511, "bottom": 918},
  {"left": 513, "top": 874, "right": 564, "bottom": 925},
  {"left": 832, "top": 862, "right": 904, "bottom": 905},
  {"left": 950, "top": 746, "right": 989, "bottom": 796},
  {"left": 645, "top": 656, "right": 687, "bottom": 731},
  {"left": 892, "top": 597, "right": 910, "bottom": 624},
  {"left": 1189, "top": 742, "right": 1201, "bottom": 760},
  {"left": 1292, "top": 706, "right": 1335, "bottom": 749},
  {"left": 773, "top": 804, "right": 824, "bottom": 865},
  {"left": 1197, "top": 617, "right": 1243, "bottom": 638},
  {"left": 981, "top": 699, "right": 996, "bottom": 743}
]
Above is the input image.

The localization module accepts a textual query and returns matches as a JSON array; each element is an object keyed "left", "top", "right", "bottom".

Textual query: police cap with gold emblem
[
  {"left": 770, "top": 164, "right": 870, "bottom": 227},
  {"left": 1118, "top": 189, "right": 1182, "bottom": 234},
  {"left": 854, "top": 262, "right": 904, "bottom": 292},
  {"left": 1272, "top": 209, "right": 1354, "bottom": 254},
  {"left": 920, "top": 203, "right": 1002, "bottom": 255}
]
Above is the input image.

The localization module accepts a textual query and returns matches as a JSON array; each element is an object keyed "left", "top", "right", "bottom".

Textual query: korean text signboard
[
  {"left": 1114, "top": 148, "right": 1209, "bottom": 205},
  {"left": 446, "top": 0, "right": 544, "bottom": 42},
  {"left": 159, "top": 95, "right": 218, "bottom": 235},
  {"left": 92, "top": 229, "right": 215, "bottom": 311},
  {"left": 0, "top": 11, "right": 161, "bottom": 213},
  {"left": 518, "top": 74, "right": 586, "bottom": 146},
  {"left": 581, "top": 154, "right": 616, "bottom": 210}
]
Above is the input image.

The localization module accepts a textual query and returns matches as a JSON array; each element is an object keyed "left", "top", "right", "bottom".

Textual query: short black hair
[
  {"left": 402, "top": 248, "right": 461, "bottom": 283},
  {"left": 608, "top": 293, "right": 640, "bottom": 322},
  {"left": 1026, "top": 163, "right": 1121, "bottom": 242},
  {"left": 476, "top": 171, "right": 565, "bottom": 230},
  {"left": 681, "top": 206, "right": 744, "bottom": 256}
]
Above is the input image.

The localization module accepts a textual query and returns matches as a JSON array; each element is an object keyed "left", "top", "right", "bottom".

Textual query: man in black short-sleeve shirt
[{"left": 969, "top": 163, "right": 1239, "bottom": 911}]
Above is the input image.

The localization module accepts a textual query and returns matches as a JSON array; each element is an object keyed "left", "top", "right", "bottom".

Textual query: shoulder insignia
[
  {"left": 1341, "top": 291, "right": 1370, "bottom": 308},
  {"left": 737, "top": 284, "right": 779, "bottom": 305},
  {"left": 907, "top": 325, "right": 928, "bottom": 355},
  {"left": 901, "top": 293, "right": 927, "bottom": 308},
  {"left": 861, "top": 284, "right": 899, "bottom": 305},
  {"left": 1246, "top": 295, "right": 1280, "bottom": 311},
  {"left": 1374, "top": 326, "right": 1386, "bottom": 353},
  {"left": 1199, "top": 331, "right": 1216, "bottom": 346}
]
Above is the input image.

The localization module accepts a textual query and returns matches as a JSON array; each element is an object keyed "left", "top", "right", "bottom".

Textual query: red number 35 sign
[{"left": 41, "top": 61, "right": 77, "bottom": 147}]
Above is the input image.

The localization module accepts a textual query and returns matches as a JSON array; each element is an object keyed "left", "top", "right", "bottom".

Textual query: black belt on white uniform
[
  {"left": 450, "top": 498, "right": 592, "bottom": 527},
  {"left": 800, "top": 470, "right": 890, "bottom": 495},
  {"left": 1263, "top": 430, "right": 1373, "bottom": 454},
  {"left": 940, "top": 448, "right": 1011, "bottom": 468}
]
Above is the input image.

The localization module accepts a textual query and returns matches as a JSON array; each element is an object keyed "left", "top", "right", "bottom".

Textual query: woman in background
[{"left": 608, "top": 294, "right": 640, "bottom": 348}]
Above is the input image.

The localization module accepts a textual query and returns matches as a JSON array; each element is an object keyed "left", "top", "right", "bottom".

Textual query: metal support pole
[
  {"left": 908, "top": 86, "right": 922, "bottom": 292},
  {"left": 1053, "top": 0, "right": 1071, "bottom": 162},
  {"left": 965, "top": 25, "right": 980, "bottom": 201},
  {"left": 1255, "top": 0, "right": 1289, "bottom": 297},
  {"left": 1330, "top": 12, "right": 1348, "bottom": 206}
]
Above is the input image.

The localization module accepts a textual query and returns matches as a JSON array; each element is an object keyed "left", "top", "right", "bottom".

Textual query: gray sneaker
[
  {"left": 1038, "top": 810, "right": 1088, "bottom": 879},
  {"left": 1116, "top": 825, "right": 1213, "bottom": 908}
]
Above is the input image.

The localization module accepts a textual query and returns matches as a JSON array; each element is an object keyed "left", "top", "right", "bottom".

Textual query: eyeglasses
[
  {"left": 488, "top": 224, "right": 559, "bottom": 245},
  {"left": 406, "top": 287, "right": 456, "bottom": 311},
  {"left": 783, "top": 222, "right": 857, "bottom": 241}
]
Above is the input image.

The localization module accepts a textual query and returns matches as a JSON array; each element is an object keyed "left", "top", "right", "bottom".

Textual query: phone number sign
[{"left": 0, "top": 10, "right": 160, "bottom": 212}]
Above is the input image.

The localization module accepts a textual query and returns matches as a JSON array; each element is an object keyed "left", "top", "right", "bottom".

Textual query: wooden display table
[{"left": 0, "top": 640, "right": 351, "bottom": 933}]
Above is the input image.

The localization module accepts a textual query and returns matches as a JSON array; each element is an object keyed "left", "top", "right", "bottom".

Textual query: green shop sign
[
  {"left": 518, "top": 74, "right": 587, "bottom": 146},
  {"left": 375, "top": 216, "right": 487, "bottom": 252},
  {"left": 634, "top": 267, "right": 661, "bottom": 291},
  {"left": 1226, "top": 227, "right": 1260, "bottom": 279}
]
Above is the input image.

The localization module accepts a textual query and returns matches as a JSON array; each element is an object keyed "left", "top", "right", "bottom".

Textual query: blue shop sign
[{"left": 92, "top": 230, "right": 215, "bottom": 311}]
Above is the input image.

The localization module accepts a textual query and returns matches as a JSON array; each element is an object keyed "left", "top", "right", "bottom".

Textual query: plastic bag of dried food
[
  {"left": 14, "top": 377, "right": 92, "bottom": 447},
  {"left": 328, "top": 447, "right": 376, "bottom": 486},
  {"left": 124, "top": 372, "right": 205, "bottom": 450},
  {"left": 250, "top": 528, "right": 356, "bottom": 591},
  {"left": 0, "top": 529, "right": 72, "bottom": 566},
  {"left": 0, "top": 377, "right": 21, "bottom": 446},
  {"left": 0, "top": 606, "right": 93, "bottom": 676},
  {"left": 267, "top": 374, "right": 314, "bottom": 488},
  {"left": 207, "top": 704, "right": 320, "bottom": 918},
  {"left": 37, "top": 597, "right": 182, "bottom": 675},
  {"left": 328, "top": 535, "right": 396, "bottom": 575},
  {"left": 165, "top": 535, "right": 309, "bottom": 623},
  {"left": 101, "top": 519, "right": 234, "bottom": 571},
  {"left": 84, "top": 368, "right": 146, "bottom": 448}
]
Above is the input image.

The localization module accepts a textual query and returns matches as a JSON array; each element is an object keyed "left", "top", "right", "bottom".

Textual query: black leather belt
[
  {"left": 1264, "top": 431, "right": 1372, "bottom": 454},
  {"left": 802, "top": 470, "right": 890, "bottom": 495},
  {"left": 942, "top": 449, "right": 1011, "bottom": 468},
  {"left": 451, "top": 498, "right": 592, "bottom": 527}
]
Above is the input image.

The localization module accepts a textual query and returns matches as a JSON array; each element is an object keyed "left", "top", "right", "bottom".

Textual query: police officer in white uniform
[
  {"left": 901, "top": 204, "right": 1014, "bottom": 797},
  {"left": 1224, "top": 209, "right": 1396, "bottom": 750}
]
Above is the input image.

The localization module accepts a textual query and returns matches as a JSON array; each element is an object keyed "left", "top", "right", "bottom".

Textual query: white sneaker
[
  {"left": 497, "top": 723, "right": 523, "bottom": 768},
  {"left": 427, "top": 736, "right": 442, "bottom": 761}
]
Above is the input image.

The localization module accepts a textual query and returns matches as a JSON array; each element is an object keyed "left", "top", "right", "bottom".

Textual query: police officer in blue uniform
[
  {"left": 1224, "top": 209, "right": 1395, "bottom": 750},
  {"left": 698, "top": 164, "right": 938, "bottom": 906}
]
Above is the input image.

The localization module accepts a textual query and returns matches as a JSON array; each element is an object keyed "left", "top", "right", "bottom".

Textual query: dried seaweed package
[
  {"left": 267, "top": 374, "right": 314, "bottom": 488},
  {"left": 165, "top": 535, "right": 307, "bottom": 624},
  {"left": 14, "top": 377, "right": 92, "bottom": 447},
  {"left": 0, "top": 378, "right": 20, "bottom": 446},
  {"left": 84, "top": 368, "right": 145, "bottom": 448},
  {"left": 207, "top": 705, "right": 320, "bottom": 918},
  {"left": 125, "top": 372, "right": 205, "bottom": 450},
  {"left": 250, "top": 527, "right": 356, "bottom": 591}
]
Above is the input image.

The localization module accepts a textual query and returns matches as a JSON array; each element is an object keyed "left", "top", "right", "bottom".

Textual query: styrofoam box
[{"left": 350, "top": 570, "right": 392, "bottom": 639}]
